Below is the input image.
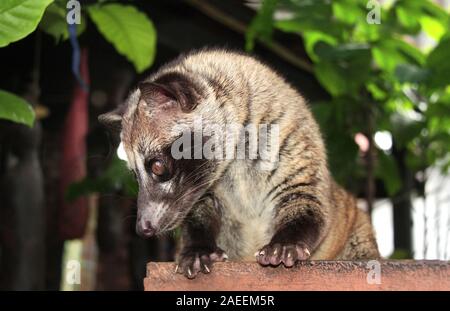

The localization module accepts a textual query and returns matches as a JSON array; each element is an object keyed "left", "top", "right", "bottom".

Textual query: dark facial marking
[
  {"left": 145, "top": 156, "right": 173, "bottom": 183},
  {"left": 139, "top": 72, "right": 205, "bottom": 112}
]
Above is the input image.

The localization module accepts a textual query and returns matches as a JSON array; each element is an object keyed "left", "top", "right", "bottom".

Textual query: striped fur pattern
[{"left": 99, "top": 49, "right": 379, "bottom": 278}]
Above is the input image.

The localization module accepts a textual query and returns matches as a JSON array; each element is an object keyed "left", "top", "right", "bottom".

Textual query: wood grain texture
[{"left": 144, "top": 261, "right": 450, "bottom": 291}]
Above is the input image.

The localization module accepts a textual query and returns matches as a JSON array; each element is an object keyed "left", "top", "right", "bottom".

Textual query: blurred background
[{"left": 0, "top": 0, "right": 449, "bottom": 290}]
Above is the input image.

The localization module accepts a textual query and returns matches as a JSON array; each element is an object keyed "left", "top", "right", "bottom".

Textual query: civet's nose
[{"left": 136, "top": 219, "right": 156, "bottom": 238}]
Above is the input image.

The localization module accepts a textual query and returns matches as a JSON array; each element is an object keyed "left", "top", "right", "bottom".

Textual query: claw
[
  {"left": 257, "top": 243, "right": 311, "bottom": 268},
  {"left": 204, "top": 265, "right": 210, "bottom": 273},
  {"left": 187, "top": 268, "right": 192, "bottom": 277},
  {"left": 304, "top": 248, "right": 311, "bottom": 257},
  {"left": 175, "top": 265, "right": 179, "bottom": 273}
]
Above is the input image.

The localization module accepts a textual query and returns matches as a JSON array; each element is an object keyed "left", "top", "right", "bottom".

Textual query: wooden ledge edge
[{"left": 144, "top": 260, "right": 450, "bottom": 291}]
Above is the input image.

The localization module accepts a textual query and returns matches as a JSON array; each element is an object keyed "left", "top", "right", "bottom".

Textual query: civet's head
[{"left": 99, "top": 72, "right": 215, "bottom": 238}]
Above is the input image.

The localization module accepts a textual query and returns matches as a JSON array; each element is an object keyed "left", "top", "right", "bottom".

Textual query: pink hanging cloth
[{"left": 59, "top": 48, "right": 89, "bottom": 240}]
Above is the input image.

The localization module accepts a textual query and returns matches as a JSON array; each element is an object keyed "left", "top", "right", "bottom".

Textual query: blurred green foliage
[
  {"left": 2, "top": 0, "right": 449, "bottom": 205},
  {"left": 87, "top": 3, "right": 156, "bottom": 72},
  {"left": 389, "top": 249, "right": 412, "bottom": 259},
  {"left": 0, "top": 90, "right": 35, "bottom": 127},
  {"left": 66, "top": 155, "right": 138, "bottom": 202},
  {"left": 39, "top": 1, "right": 87, "bottom": 42},
  {"left": 0, "top": 0, "right": 54, "bottom": 127},
  {"left": 247, "top": 0, "right": 450, "bottom": 195},
  {"left": 0, "top": 0, "right": 54, "bottom": 48},
  {"left": 0, "top": 0, "right": 156, "bottom": 128}
]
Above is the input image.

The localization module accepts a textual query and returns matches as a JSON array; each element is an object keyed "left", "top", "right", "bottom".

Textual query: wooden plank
[{"left": 144, "top": 260, "right": 450, "bottom": 291}]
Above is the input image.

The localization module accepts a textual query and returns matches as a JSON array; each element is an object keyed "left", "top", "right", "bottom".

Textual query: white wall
[{"left": 371, "top": 168, "right": 450, "bottom": 259}]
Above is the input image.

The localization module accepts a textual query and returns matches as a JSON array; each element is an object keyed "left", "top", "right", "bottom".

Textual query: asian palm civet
[{"left": 99, "top": 49, "right": 380, "bottom": 279}]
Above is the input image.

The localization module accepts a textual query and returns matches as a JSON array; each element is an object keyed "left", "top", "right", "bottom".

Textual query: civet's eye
[
  {"left": 151, "top": 160, "right": 166, "bottom": 176},
  {"left": 146, "top": 158, "right": 171, "bottom": 182}
]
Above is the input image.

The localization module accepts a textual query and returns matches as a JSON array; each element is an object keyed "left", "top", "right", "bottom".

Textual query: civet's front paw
[
  {"left": 255, "top": 242, "right": 310, "bottom": 267},
  {"left": 176, "top": 247, "right": 228, "bottom": 279}
]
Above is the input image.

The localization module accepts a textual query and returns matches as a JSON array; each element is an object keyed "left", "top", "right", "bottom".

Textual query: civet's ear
[
  {"left": 138, "top": 81, "right": 177, "bottom": 107},
  {"left": 98, "top": 106, "right": 124, "bottom": 132},
  {"left": 139, "top": 73, "right": 203, "bottom": 112}
]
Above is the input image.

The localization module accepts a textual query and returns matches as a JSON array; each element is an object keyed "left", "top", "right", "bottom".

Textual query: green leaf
[
  {"left": 389, "top": 249, "right": 411, "bottom": 259},
  {"left": 394, "top": 64, "right": 430, "bottom": 84},
  {"left": 366, "top": 82, "right": 387, "bottom": 101},
  {"left": 275, "top": 17, "right": 340, "bottom": 38},
  {"left": 311, "top": 101, "right": 333, "bottom": 126},
  {"left": 376, "top": 151, "right": 401, "bottom": 196},
  {"left": 314, "top": 42, "right": 370, "bottom": 61},
  {"left": 352, "top": 18, "right": 381, "bottom": 42},
  {"left": 389, "top": 112, "right": 425, "bottom": 149},
  {"left": 426, "top": 37, "right": 450, "bottom": 88},
  {"left": 332, "top": 0, "right": 366, "bottom": 25},
  {"left": 39, "top": 2, "right": 86, "bottom": 42},
  {"left": 326, "top": 131, "right": 359, "bottom": 185},
  {"left": 420, "top": 15, "right": 445, "bottom": 41},
  {"left": 314, "top": 61, "right": 347, "bottom": 96},
  {"left": 303, "top": 31, "right": 337, "bottom": 58},
  {"left": 0, "top": 0, "right": 54, "bottom": 47},
  {"left": 373, "top": 38, "right": 425, "bottom": 73},
  {"left": 0, "top": 89, "right": 35, "bottom": 127},
  {"left": 392, "top": 0, "right": 449, "bottom": 38},
  {"left": 313, "top": 43, "right": 371, "bottom": 96},
  {"left": 279, "top": 0, "right": 333, "bottom": 26},
  {"left": 395, "top": 6, "right": 421, "bottom": 34},
  {"left": 275, "top": 0, "right": 339, "bottom": 37},
  {"left": 311, "top": 99, "right": 361, "bottom": 187},
  {"left": 246, "top": 0, "right": 278, "bottom": 52},
  {"left": 66, "top": 155, "right": 137, "bottom": 201},
  {"left": 87, "top": 4, "right": 157, "bottom": 73}
]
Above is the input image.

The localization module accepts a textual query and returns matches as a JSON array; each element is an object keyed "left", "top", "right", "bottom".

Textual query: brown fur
[{"left": 100, "top": 48, "right": 379, "bottom": 278}]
